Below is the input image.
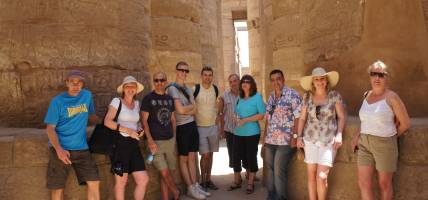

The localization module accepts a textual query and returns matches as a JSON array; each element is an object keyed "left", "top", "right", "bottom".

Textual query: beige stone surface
[
  {"left": 151, "top": 0, "right": 201, "bottom": 23},
  {"left": 200, "top": 0, "right": 222, "bottom": 86},
  {"left": 220, "top": 0, "right": 246, "bottom": 86},
  {"left": 0, "top": 0, "right": 152, "bottom": 127},
  {"left": 0, "top": 136, "right": 14, "bottom": 168},
  {"left": 1, "top": 118, "right": 427, "bottom": 199},
  {"left": 266, "top": 0, "right": 428, "bottom": 117}
]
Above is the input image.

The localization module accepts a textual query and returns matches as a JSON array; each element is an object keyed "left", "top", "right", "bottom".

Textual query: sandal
[
  {"left": 228, "top": 182, "right": 242, "bottom": 191},
  {"left": 171, "top": 189, "right": 180, "bottom": 200},
  {"left": 246, "top": 184, "right": 254, "bottom": 194}
]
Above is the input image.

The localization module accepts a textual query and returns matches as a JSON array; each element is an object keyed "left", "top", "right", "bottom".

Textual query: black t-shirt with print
[{"left": 141, "top": 91, "right": 175, "bottom": 140}]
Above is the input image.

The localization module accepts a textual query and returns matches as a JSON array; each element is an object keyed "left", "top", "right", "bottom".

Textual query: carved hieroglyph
[{"left": 0, "top": 0, "right": 151, "bottom": 127}]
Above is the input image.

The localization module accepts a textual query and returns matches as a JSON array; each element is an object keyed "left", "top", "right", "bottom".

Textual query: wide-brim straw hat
[
  {"left": 300, "top": 67, "right": 339, "bottom": 91},
  {"left": 117, "top": 76, "right": 144, "bottom": 94}
]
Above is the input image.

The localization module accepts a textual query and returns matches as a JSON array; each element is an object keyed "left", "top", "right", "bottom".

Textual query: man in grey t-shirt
[{"left": 166, "top": 61, "right": 210, "bottom": 199}]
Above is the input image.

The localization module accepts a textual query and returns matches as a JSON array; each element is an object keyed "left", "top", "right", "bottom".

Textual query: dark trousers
[
  {"left": 225, "top": 131, "right": 234, "bottom": 168},
  {"left": 265, "top": 144, "right": 294, "bottom": 200},
  {"left": 232, "top": 134, "right": 260, "bottom": 173}
]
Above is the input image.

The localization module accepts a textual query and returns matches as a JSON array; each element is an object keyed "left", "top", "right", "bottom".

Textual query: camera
[{"left": 112, "top": 162, "right": 123, "bottom": 176}]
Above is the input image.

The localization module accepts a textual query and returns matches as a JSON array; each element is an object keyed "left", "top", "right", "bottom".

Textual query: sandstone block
[
  {"left": 398, "top": 126, "right": 428, "bottom": 165},
  {"left": 152, "top": 17, "right": 201, "bottom": 53},
  {"left": 0, "top": 136, "right": 14, "bottom": 168},
  {"left": 14, "top": 133, "right": 49, "bottom": 167},
  {"left": 151, "top": 0, "right": 201, "bottom": 23},
  {"left": 12, "top": 167, "right": 50, "bottom": 200},
  {"left": 394, "top": 164, "right": 428, "bottom": 200}
]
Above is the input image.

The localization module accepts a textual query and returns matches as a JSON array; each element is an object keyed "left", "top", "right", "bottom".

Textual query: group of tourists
[{"left": 44, "top": 60, "right": 410, "bottom": 200}]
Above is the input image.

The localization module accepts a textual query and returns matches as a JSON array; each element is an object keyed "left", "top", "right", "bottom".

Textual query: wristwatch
[{"left": 292, "top": 133, "right": 298, "bottom": 139}]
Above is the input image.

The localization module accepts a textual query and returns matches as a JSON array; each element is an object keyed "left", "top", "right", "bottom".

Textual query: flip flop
[
  {"left": 228, "top": 182, "right": 242, "bottom": 191},
  {"left": 246, "top": 184, "right": 254, "bottom": 194}
]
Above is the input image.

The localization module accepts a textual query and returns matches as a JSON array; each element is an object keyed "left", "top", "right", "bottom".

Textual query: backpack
[
  {"left": 193, "top": 84, "right": 219, "bottom": 99},
  {"left": 165, "top": 83, "right": 191, "bottom": 101}
]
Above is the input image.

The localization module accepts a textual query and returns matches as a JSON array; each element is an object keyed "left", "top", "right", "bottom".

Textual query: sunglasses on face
[
  {"left": 316, "top": 105, "right": 321, "bottom": 120},
  {"left": 153, "top": 78, "right": 166, "bottom": 83},
  {"left": 177, "top": 68, "right": 190, "bottom": 74},
  {"left": 242, "top": 80, "right": 251, "bottom": 84},
  {"left": 370, "top": 71, "right": 387, "bottom": 78}
]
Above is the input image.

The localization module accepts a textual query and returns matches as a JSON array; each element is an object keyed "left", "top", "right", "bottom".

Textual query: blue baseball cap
[{"left": 67, "top": 70, "right": 85, "bottom": 81}]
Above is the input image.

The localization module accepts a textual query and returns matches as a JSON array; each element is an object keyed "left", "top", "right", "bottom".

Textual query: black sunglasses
[
  {"left": 242, "top": 80, "right": 251, "bottom": 84},
  {"left": 153, "top": 78, "right": 166, "bottom": 83},
  {"left": 177, "top": 68, "right": 190, "bottom": 74},
  {"left": 369, "top": 71, "right": 387, "bottom": 78},
  {"left": 316, "top": 105, "right": 321, "bottom": 120}
]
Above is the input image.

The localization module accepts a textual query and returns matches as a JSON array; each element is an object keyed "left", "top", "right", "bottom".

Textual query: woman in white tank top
[
  {"left": 104, "top": 76, "right": 149, "bottom": 200},
  {"left": 351, "top": 61, "right": 411, "bottom": 200}
]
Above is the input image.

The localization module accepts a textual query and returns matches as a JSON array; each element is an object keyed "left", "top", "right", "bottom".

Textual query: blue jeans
[{"left": 265, "top": 144, "right": 294, "bottom": 200}]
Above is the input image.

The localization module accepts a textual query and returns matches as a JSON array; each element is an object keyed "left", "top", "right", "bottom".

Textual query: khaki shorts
[
  {"left": 46, "top": 148, "right": 99, "bottom": 189},
  {"left": 153, "top": 138, "right": 177, "bottom": 171},
  {"left": 357, "top": 134, "right": 398, "bottom": 172}
]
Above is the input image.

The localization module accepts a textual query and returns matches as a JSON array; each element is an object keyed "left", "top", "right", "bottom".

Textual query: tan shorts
[
  {"left": 153, "top": 138, "right": 177, "bottom": 171},
  {"left": 357, "top": 134, "right": 398, "bottom": 172}
]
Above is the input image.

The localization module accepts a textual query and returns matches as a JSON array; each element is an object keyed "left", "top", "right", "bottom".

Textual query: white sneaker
[
  {"left": 195, "top": 183, "right": 211, "bottom": 197},
  {"left": 187, "top": 185, "right": 206, "bottom": 200}
]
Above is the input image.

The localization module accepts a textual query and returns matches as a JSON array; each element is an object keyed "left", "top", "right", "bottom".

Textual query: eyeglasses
[
  {"left": 369, "top": 71, "right": 387, "bottom": 78},
  {"left": 153, "top": 78, "right": 166, "bottom": 83},
  {"left": 242, "top": 80, "right": 251, "bottom": 84},
  {"left": 316, "top": 105, "right": 321, "bottom": 120},
  {"left": 177, "top": 68, "right": 190, "bottom": 74}
]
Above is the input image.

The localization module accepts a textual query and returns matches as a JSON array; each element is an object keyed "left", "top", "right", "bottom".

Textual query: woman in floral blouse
[{"left": 296, "top": 67, "right": 346, "bottom": 200}]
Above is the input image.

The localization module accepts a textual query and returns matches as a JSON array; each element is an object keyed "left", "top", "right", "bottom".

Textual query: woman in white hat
[
  {"left": 351, "top": 61, "right": 410, "bottom": 200},
  {"left": 104, "top": 75, "right": 149, "bottom": 200},
  {"left": 296, "top": 67, "right": 346, "bottom": 200}
]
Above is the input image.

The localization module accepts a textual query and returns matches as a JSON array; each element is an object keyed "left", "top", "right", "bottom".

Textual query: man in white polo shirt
[{"left": 193, "top": 66, "right": 220, "bottom": 191}]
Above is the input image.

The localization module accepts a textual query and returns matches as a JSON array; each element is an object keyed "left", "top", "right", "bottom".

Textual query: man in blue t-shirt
[{"left": 44, "top": 70, "right": 100, "bottom": 200}]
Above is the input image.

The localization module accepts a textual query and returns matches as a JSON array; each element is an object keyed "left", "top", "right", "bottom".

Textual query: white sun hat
[
  {"left": 300, "top": 67, "right": 339, "bottom": 91},
  {"left": 117, "top": 76, "right": 144, "bottom": 94}
]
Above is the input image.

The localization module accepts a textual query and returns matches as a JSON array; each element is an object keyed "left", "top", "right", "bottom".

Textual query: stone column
[
  {"left": 221, "top": 0, "right": 247, "bottom": 85},
  {"left": 270, "top": 0, "right": 306, "bottom": 90},
  {"left": 150, "top": 0, "right": 202, "bottom": 86},
  {"left": 0, "top": 0, "right": 151, "bottom": 127},
  {"left": 247, "top": 0, "right": 266, "bottom": 97},
  {"left": 200, "top": 0, "right": 223, "bottom": 88}
]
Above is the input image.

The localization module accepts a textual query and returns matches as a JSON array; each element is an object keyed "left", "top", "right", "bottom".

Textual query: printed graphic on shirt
[
  {"left": 67, "top": 104, "right": 88, "bottom": 117},
  {"left": 157, "top": 107, "right": 172, "bottom": 126}
]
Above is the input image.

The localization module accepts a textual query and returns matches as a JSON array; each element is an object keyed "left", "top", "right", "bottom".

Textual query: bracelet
[{"left": 116, "top": 123, "right": 120, "bottom": 131}]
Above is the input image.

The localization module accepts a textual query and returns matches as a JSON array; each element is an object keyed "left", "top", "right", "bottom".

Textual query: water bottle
[{"left": 146, "top": 153, "right": 154, "bottom": 165}]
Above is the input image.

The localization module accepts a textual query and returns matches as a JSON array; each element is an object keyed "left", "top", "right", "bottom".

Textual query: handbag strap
[{"left": 113, "top": 99, "right": 122, "bottom": 122}]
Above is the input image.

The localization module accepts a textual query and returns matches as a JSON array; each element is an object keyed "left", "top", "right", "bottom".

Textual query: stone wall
[
  {"left": 267, "top": 0, "right": 363, "bottom": 91},
  {"left": 262, "top": 0, "right": 428, "bottom": 117},
  {"left": 1, "top": 118, "right": 427, "bottom": 199},
  {"left": 0, "top": 128, "right": 172, "bottom": 200},
  {"left": 0, "top": 0, "right": 152, "bottom": 127}
]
